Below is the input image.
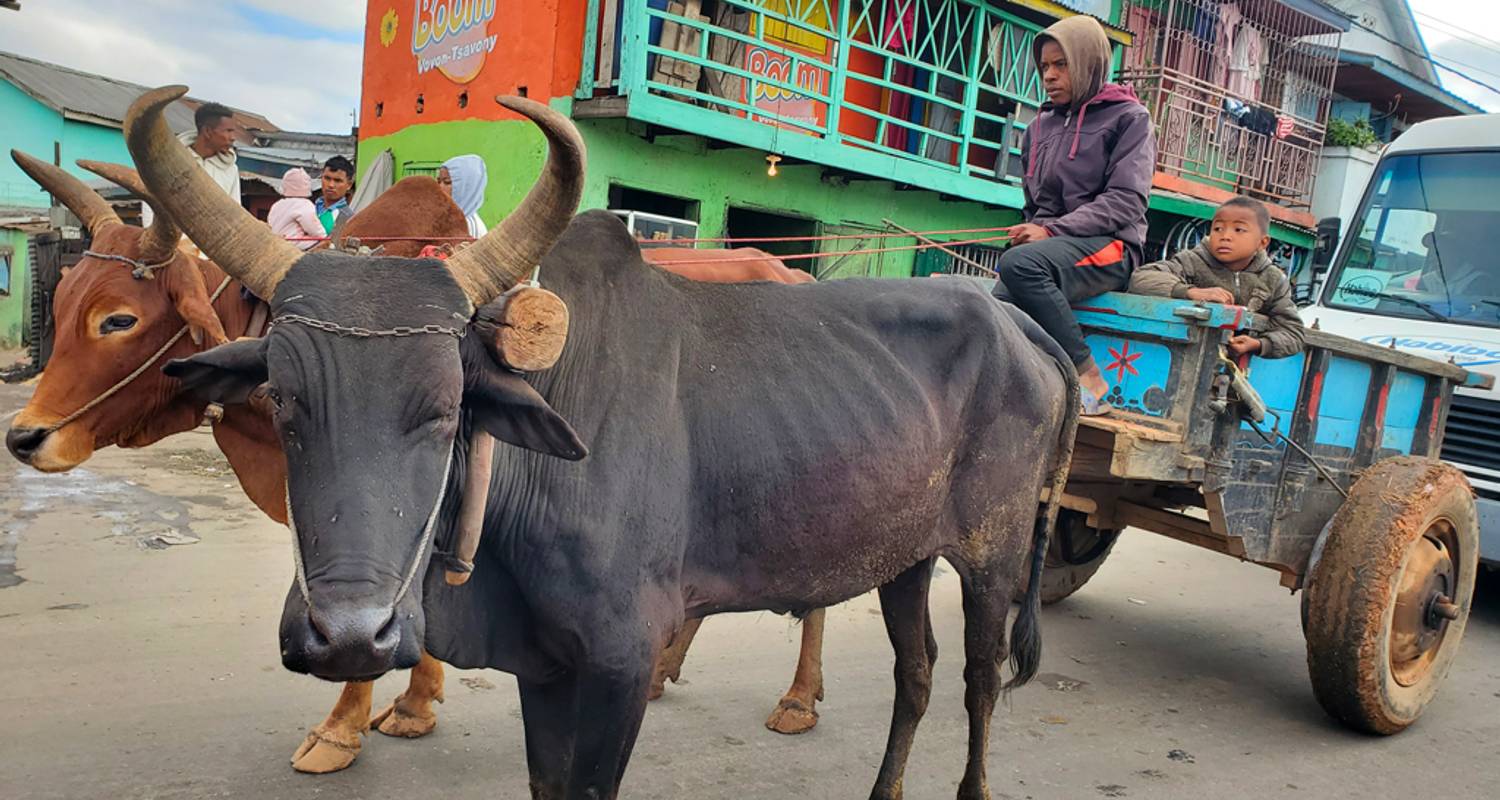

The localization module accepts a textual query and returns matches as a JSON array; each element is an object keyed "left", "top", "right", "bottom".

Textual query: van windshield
[{"left": 1324, "top": 151, "right": 1500, "bottom": 328}]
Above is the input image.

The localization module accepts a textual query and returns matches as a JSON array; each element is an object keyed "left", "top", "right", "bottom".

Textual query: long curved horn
[
  {"left": 77, "top": 160, "right": 181, "bottom": 262},
  {"left": 123, "top": 86, "right": 301, "bottom": 300},
  {"left": 11, "top": 149, "right": 122, "bottom": 236},
  {"left": 445, "top": 96, "right": 586, "bottom": 307}
]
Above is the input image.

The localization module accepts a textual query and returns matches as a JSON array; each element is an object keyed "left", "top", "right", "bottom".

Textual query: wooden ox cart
[{"left": 990, "top": 288, "right": 1494, "bottom": 734}]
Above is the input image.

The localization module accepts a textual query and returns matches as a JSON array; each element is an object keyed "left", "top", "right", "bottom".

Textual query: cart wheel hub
[{"left": 1389, "top": 525, "right": 1458, "bottom": 687}]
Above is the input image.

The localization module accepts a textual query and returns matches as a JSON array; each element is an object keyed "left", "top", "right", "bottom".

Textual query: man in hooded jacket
[{"left": 993, "top": 15, "right": 1156, "bottom": 414}]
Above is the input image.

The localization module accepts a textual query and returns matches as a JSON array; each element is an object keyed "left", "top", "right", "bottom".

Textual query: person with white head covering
[
  {"left": 438, "top": 154, "right": 489, "bottom": 237},
  {"left": 266, "top": 167, "right": 326, "bottom": 250}
]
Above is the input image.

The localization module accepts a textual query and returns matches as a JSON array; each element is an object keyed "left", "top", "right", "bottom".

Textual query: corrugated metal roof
[{"left": 0, "top": 50, "right": 277, "bottom": 133}]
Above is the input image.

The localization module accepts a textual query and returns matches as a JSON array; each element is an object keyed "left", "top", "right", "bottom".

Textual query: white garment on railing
[{"left": 1227, "top": 23, "right": 1264, "bottom": 100}]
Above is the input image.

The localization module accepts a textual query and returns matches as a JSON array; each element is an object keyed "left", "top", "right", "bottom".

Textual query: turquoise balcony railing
[{"left": 578, "top": 0, "right": 1066, "bottom": 209}]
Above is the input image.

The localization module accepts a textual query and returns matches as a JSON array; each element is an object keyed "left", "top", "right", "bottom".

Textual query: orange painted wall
[{"left": 360, "top": 0, "right": 588, "bottom": 141}]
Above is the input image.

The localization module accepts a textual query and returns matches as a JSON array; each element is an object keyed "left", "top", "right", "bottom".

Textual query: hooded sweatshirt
[
  {"left": 1129, "top": 242, "right": 1306, "bottom": 358},
  {"left": 1018, "top": 16, "right": 1156, "bottom": 260},
  {"left": 442, "top": 154, "right": 489, "bottom": 238}
]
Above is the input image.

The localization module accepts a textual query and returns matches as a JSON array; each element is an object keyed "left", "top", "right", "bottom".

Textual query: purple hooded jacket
[{"left": 1020, "top": 18, "right": 1157, "bottom": 261}]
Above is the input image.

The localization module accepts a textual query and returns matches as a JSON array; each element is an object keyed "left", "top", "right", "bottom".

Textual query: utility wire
[
  {"left": 1411, "top": 10, "right": 1500, "bottom": 56},
  {"left": 1343, "top": 17, "right": 1500, "bottom": 96}
]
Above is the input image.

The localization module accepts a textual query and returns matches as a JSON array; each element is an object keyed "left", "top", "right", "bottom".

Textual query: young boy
[{"left": 1130, "top": 197, "right": 1305, "bottom": 359}]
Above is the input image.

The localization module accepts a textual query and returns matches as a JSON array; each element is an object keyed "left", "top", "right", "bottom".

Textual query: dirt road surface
[{"left": 2, "top": 382, "right": 1497, "bottom": 799}]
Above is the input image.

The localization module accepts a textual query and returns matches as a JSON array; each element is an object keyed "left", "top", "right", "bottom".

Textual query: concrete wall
[
  {"left": 1322, "top": 0, "right": 1436, "bottom": 82},
  {"left": 0, "top": 228, "right": 31, "bottom": 349},
  {"left": 1312, "top": 145, "right": 1379, "bottom": 228},
  {"left": 0, "top": 80, "right": 64, "bottom": 209},
  {"left": 0, "top": 80, "right": 136, "bottom": 210}
]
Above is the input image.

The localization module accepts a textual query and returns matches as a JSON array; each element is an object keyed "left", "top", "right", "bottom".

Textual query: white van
[{"left": 1304, "top": 114, "right": 1500, "bottom": 563}]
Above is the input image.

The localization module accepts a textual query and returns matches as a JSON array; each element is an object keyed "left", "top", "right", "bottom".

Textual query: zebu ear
[
  {"left": 163, "top": 259, "right": 230, "bottom": 346},
  {"left": 163, "top": 337, "right": 269, "bottom": 405},
  {"left": 461, "top": 336, "right": 587, "bottom": 461}
]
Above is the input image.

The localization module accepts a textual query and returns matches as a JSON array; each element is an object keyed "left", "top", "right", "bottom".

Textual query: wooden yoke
[
  {"left": 446, "top": 283, "right": 570, "bottom": 585},
  {"left": 475, "top": 284, "right": 570, "bottom": 372},
  {"left": 445, "top": 431, "right": 496, "bottom": 585}
]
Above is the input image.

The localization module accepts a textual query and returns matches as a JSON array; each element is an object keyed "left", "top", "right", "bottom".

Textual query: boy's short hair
[
  {"left": 1218, "top": 196, "right": 1270, "bottom": 234},
  {"left": 194, "top": 102, "right": 234, "bottom": 132}
]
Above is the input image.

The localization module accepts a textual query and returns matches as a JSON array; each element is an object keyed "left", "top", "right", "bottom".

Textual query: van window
[{"left": 1325, "top": 152, "right": 1500, "bottom": 328}]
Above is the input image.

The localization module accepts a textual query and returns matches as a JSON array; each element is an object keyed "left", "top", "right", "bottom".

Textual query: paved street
[{"left": 2, "top": 381, "right": 1497, "bottom": 800}]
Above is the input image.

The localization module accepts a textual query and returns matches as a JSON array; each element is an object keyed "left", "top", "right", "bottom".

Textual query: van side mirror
[{"left": 1312, "top": 217, "right": 1341, "bottom": 269}]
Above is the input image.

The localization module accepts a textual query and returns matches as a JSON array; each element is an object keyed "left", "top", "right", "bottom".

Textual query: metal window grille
[
  {"left": 1119, "top": 0, "right": 1341, "bottom": 209},
  {"left": 593, "top": 0, "right": 1052, "bottom": 194},
  {"left": 401, "top": 160, "right": 443, "bottom": 179}
]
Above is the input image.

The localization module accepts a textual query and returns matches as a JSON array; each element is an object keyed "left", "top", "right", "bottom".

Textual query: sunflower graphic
[{"left": 379, "top": 8, "right": 399, "bottom": 47}]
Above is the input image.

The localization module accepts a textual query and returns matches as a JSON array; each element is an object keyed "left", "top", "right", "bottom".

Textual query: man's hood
[
  {"left": 1033, "top": 15, "right": 1113, "bottom": 112},
  {"left": 176, "top": 129, "right": 237, "bottom": 168},
  {"left": 1086, "top": 83, "right": 1141, "bottom": 107}
]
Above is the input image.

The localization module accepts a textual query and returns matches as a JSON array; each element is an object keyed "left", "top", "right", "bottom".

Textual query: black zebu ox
[{"left": 127, "top": 86, "right": 1077, "bottom": 799}]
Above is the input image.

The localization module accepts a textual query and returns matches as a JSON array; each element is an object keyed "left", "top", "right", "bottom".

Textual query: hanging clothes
[
  {"left": 1213, "top": 2, "right": 1242, "bottom": 88},
  {"left": 1227, "top": 21, "right": 1264, "bottom": 100},
  {"left": 880, "top": 0, "right": 918, "bottom": 151}
]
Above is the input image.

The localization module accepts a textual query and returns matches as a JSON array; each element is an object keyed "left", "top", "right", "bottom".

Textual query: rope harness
[
  {"left": 284, "top": 446, "right": 456, "bottom": 613},
  {"left": 44, "top": 272, "right": 235, "bottom": 434},
  {"left": 80, "top": 249, "right": 178, "bottom": 279},
  {"left": 271, "top": 312, "right": 468, "bottom": 613}
]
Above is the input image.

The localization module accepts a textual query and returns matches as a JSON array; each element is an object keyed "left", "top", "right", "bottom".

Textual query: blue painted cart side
[{"left": 1042, "top": 290, "right": 1487, "bottom": 584}]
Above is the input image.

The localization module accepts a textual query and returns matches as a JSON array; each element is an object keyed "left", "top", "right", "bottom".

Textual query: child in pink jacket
[{"left": 267, "top": 168, "right": 325, "bottom": 250}]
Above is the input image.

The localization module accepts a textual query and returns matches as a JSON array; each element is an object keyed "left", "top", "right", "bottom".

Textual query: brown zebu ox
[{"left": 3, "top": 154, "right": 825, "bottom": 774}]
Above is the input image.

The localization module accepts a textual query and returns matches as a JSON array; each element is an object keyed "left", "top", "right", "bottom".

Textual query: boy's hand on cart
[
  {"left": 1005, "top": 223, "right": 1051, "bottom": 244},
  {"left": 1227, "top": 335, "right": 1262, "bottom": 357},
  {"left": 1186, "top": 286, "right": 1235, "bottom": 304}
]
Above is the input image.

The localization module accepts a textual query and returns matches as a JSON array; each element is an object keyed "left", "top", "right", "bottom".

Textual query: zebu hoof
[
  {"left": 764, "top": 696, "right": 819, "bottom": 734},
  {"left": 371, "top": 696, "right": 439, "bottom": 738},
  {"left": 290, "top": 723, "right": 362, "bottom": 774},
  {"left": 647, "top": 680, "right": 666, "bottom": 702}
]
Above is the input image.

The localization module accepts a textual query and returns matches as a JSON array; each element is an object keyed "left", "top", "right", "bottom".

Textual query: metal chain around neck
[
  {"left": 82, "top": 249, "right": 177, "bottom": 279},
  {"left": 269, "top": 312, "right": 469, "bottom": 340}
]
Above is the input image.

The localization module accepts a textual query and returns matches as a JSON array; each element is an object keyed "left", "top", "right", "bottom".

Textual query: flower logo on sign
[
  {"left": 380, "top": 8, "right": 400, "bottom": 47},
  {"left": 411, "top": 0, "right": 498, "bottom": 85}
]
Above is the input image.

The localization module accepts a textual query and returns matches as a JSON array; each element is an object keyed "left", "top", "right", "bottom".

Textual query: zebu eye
[{"left": 100, "top": 314, "right": 138, "bottom": 334}]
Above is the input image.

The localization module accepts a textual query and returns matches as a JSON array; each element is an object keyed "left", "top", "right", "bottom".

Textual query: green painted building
[
  {"left": 356, "top": 0, "right": 1347, "bottom": 284},
  {"left": 0, "top": 51, "right": 220, "bottom": 349}
]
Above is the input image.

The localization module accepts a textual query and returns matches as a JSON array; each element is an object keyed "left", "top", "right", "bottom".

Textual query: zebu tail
[{"left": 1002, "top": 304, "right": 1080, "bottom": 692}]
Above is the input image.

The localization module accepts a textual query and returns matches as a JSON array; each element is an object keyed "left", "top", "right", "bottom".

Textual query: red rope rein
[{"left": 286, "top": 223, "right": 1015, "bottom": 250}]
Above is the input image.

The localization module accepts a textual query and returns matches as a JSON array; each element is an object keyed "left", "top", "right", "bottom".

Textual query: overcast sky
[
  {"left": 0, "top": 0, "right": 1494, "bottom": 133},
  {"left": 1410, "top": 0, "right": 1500, "bottom": 111},
  {"left": 0, "top": 0, "right": 365, "bottom": 132}
]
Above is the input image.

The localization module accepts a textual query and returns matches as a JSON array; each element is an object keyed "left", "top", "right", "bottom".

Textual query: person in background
[
  {"left": 140, "top": 102, "right": 241, "bottom": 230},
  {"left": 990, "top": 15, "right": 1156, "bottom": 415},
  {"left": 1129, "top": 197, "right": 1305, "bottom": 359},
  {"left": 315, "top": 155, "right": 355, "bottom": 232},
  {"left": 437, "top": 154, "right": 489, "bottom": 237},
  {"left": 267, "top": 168, "right": 325, "bottom": 251}
]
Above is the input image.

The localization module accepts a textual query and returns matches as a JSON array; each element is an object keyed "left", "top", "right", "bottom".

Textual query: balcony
[
  {"left": 1117, "top": 0, "right": 1345, "bottom": 212},
  {"left": 576, "top": 0, "right": 1120, "bottom": 209}
]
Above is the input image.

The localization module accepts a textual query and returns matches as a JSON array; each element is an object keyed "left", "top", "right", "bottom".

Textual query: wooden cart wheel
[
  {"left": 1302, "top": 456, "right": 1478, "bottom": 734},
  {"left": 1017, "top": 509, "right": 1118, "bottom": 605}
]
